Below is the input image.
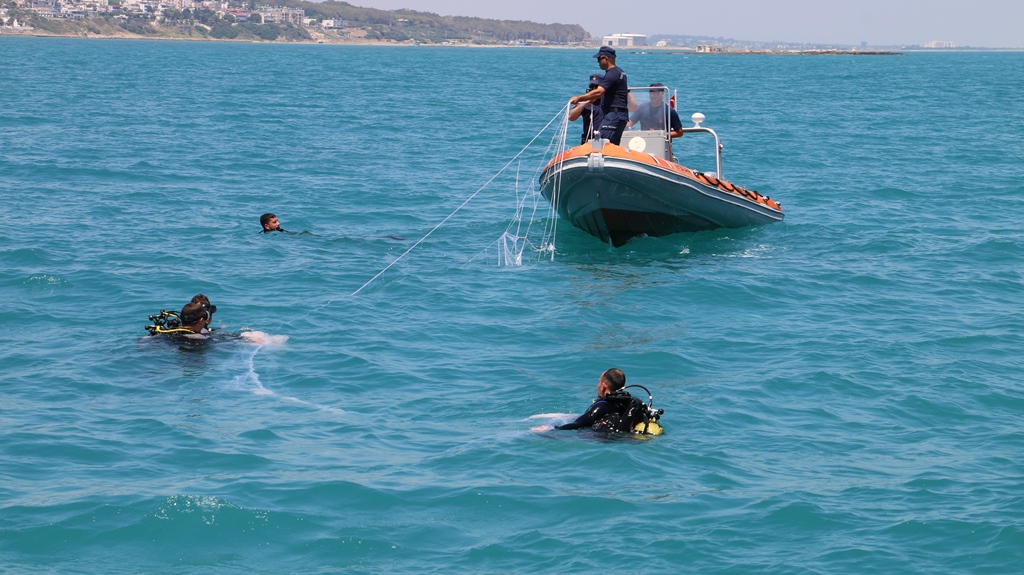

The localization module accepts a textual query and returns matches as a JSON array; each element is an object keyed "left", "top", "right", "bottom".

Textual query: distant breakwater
[{"left": 638, "top": 49, "right": 903, "bottom": 56}]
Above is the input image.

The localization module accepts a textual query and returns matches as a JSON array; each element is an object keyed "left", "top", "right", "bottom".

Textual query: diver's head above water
[
  {"left": 179, "top": 302, "right": 212, "bottom": 334},
  {"left": 598, "top": 368, "right": 625, "bottom": 398}
]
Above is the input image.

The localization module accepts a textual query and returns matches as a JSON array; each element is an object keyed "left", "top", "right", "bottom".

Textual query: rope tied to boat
[
  {"left": 496, "top": 103, "right": 572, "bottom": 266},
  {"left": 284, "top": 105, "right": 572, "bottom": 331}
]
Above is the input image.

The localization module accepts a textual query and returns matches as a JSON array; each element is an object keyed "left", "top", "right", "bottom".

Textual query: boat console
[{"left": 622, "top": 129, "right": 670, "bottom": 158}]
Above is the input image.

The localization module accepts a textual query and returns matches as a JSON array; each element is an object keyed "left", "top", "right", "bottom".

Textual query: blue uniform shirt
[{"left": 597, "top": 66, "right": 629, "bottom": 113}]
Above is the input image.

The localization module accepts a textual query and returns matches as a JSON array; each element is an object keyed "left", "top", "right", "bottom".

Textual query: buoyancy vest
[{"left": 591, "top": 391, "right": 651, "bottom": 433}]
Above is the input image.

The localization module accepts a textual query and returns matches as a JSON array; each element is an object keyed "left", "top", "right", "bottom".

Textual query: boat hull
[{"left": 540, "top": 143, "right": 783, "bottom": 246}]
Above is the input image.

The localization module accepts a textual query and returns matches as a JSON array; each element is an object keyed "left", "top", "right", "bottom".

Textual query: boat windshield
[
  {"left": 628, "top": 85, "right": 673, "bottom": 131},
  {"left": 621, "top": 84, "right": 674, "bottom": 160}
]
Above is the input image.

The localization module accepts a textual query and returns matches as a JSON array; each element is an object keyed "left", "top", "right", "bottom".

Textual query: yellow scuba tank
[
  {"left": 634, "top": 420, "right": 664, "bottom": 436},
  {"left": 624, "top": 384, "right": 664, "bottom": 436}
]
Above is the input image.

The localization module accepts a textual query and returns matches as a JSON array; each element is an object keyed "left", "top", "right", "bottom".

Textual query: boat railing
[{"left": 680, "top": 113, "right": 723, "bottom": 180}]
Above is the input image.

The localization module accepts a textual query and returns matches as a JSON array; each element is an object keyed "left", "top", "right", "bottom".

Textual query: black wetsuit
[{"left": 555, "top": 391, "right": 638, "bottom": 432}]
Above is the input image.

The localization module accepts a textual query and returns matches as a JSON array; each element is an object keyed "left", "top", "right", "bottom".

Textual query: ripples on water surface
[{"left": 1, "top": 38, "right": 1023, "bottom": 574}]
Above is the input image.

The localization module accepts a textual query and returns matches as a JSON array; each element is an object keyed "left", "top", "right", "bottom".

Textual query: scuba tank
[{"left": 624, "top": 384, "right": 665, "bottom": 435}]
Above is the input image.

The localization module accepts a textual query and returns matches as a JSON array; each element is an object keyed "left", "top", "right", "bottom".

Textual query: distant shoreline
[
  {"left": 645, "top": 49, "right": 903, "bottom": 56},
  {"left": 0, "top": 28, "right": 586, "bottom": 47},
  {"left": 0, "top": 25, "right": 593, "bottom": 47},
  {"left": 3, "top": 30, "right": 1021, "bottom": 53}
]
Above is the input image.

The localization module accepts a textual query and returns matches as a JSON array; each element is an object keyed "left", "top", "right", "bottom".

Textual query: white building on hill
[{"left": 602, "top": 33, "right": 646, "bottom": 47}]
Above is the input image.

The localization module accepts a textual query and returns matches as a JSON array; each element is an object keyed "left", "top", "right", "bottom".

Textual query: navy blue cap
[
  {"left": 589, "top": 73, "right": 603, "bottom": 86},
  {"left": 593, "top": 46, "right": 616, "bottom": 59}
]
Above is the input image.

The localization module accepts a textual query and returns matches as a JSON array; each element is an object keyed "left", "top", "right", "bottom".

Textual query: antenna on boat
[{"left": 681, "top": 112, "right": 723, "bottom": 178}]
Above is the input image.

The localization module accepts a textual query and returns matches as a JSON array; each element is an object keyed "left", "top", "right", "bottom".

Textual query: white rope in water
[
  {"left": 544, "top": 106, "right": 572, "bottom": 256},
  {"left": 500, "top": 232, "right": 523, "bottom": 266},
  {"left": 251, "top": 106, "right": 572, "bottom": 399},
  {"left": 498, "top": 103, "right": 572, "bottom": 265},
  {"left": 352, "top": 106, "right": 568, "bottom": 293},
  {"left": 280, "top": 105, "right": 569, "bottom": 327}
]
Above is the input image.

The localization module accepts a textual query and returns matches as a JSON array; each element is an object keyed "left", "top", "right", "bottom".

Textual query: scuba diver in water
[
  {"left": 144, "top": 295, "right": 280, "bottom": 346},
  {"left": 533, "top": 368, "right": 664, "bottom": 435},
  {"left": 145, "top": 295, "right": 218, "bottom": 341}
]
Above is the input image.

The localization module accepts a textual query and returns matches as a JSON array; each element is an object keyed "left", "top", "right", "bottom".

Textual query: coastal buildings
[
  {"left": 602, "top": 33, "right": 646, "bottom": 47},
  {"left": 924, "top": 40, "right": 957, "bottom": 48},
  {"left": 1, "top": 0, "right": 582, "bottom": 44},
  {"left": 2, "top": 0, "right": 304, "bottom": 28},
  {"left": 0, "top": 13, "right": 33, "bottom": 29}
]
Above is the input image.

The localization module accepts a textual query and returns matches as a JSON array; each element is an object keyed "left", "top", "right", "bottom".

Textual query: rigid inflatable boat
[{"left": 540, "top": 86, "right": 783, "bottom": 247}]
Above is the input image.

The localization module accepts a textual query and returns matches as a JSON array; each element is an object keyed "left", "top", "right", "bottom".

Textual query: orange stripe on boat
[{"left": 544, "top": 144, "right": 781, "bottom": 212}]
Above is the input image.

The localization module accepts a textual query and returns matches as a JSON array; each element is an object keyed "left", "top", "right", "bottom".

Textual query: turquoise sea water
[{"left": 2, "top": 38, "right": 1023, "bottom": 574}]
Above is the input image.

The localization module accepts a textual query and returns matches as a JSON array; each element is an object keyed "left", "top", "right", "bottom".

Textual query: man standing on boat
[
  {"left": 569, "top": 73, "right": 604, "bottom": 144},
  {"left": 569, "top": 46, "right": 629, "bottom": 146}
]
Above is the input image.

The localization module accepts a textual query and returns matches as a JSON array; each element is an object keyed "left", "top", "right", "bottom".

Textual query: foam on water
[
  {"left": 239, "top": 330, "right": 290, "bottom": 346},
  {"left": 226, "top": 338, "right": 345, "bottom": 415},
  {"left": 527, "top": 413, "right": 576, "bottom": 420}
]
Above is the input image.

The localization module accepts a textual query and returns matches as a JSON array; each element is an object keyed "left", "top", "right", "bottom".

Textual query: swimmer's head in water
[{"left": 260, "top": 213, "right": 281, "bottom": 232}]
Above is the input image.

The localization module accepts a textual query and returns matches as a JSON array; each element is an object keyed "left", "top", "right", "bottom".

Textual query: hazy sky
[{"left": 344, "top": 0, "right": 1023, "bottom": 48}]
